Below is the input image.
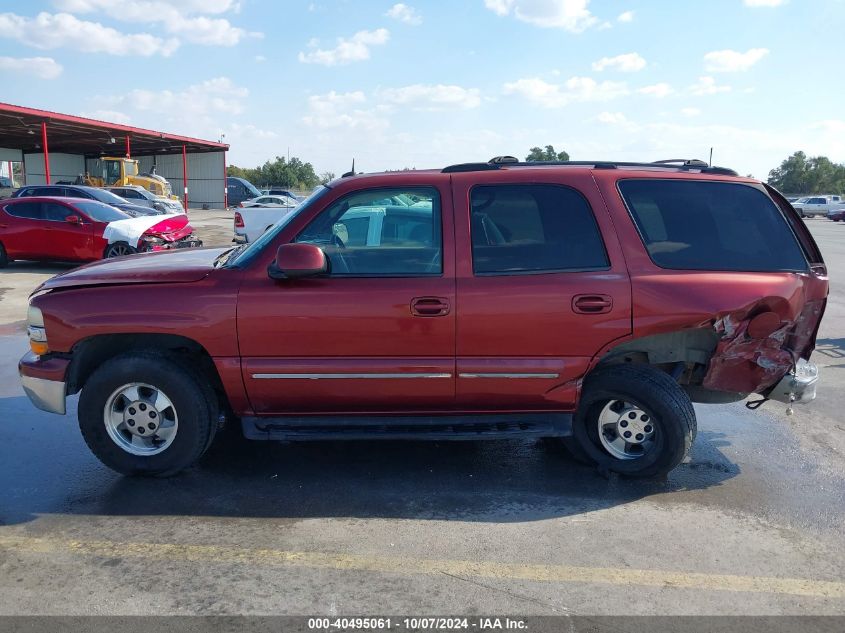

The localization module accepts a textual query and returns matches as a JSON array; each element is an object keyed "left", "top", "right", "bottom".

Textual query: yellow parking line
[{"left": 1, "top": 533, "right": 844, "bottom": 598}]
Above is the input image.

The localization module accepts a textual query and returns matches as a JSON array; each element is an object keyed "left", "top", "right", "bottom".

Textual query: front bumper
[
  {"left": 146, "top": 236, "right": 203, "bottom": 252},
  {"left": 767, "top": 359, "right": 819, "bottom": 404},
  {"left": 19, "top": 351, "right": 69, "bottom": 415}
]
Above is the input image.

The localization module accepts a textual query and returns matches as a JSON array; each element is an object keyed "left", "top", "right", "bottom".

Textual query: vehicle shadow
[
  {"left": 0, "top": 393, "right": 739, "bottom": 525},
  {"left": 0, "top": 261, "right": 76, "bottom": 274}
]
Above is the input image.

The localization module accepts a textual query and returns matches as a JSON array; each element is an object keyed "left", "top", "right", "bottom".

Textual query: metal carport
[{"left": 0, "top": 102, "right": 230, "bottom": 209}]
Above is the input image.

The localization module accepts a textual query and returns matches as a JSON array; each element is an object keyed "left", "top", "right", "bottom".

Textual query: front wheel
[
  {"left": 78, "top": 352, "right": 218, "bottom": 476},
  {"left": 564, "top": 365, "right": 696, "bottom": 478},
  {"left": 104, "top": 242, "right": 138, "bottom": 258}
]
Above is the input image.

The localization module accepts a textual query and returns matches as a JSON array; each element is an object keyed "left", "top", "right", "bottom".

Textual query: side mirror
[
  {"left": 268, "top": 243, "right": 328, "bottom": 280},
  {"left": 65, "top": 215, "right": 81, "bottom": 225}
]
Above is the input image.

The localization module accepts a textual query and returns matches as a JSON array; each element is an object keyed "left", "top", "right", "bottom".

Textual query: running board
[{"left": 241, "top": 413, "right": 572, "bottom": 441}]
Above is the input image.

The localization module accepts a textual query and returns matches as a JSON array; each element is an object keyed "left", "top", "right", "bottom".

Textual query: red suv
[{"left": 18, "top": 159, "right": 827, "bottom": 478}]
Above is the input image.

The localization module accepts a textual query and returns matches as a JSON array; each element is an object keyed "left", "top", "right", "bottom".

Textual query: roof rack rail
[{"left": 440, "top": 157, "right": 738, "bottom": 176}]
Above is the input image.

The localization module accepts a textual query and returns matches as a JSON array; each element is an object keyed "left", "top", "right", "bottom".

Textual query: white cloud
[
  {"left": 743, "top": 0, "right": 787, "bottom": 6},
  {"left": 378, "top": 84, "right": 481, "bottom": 110},
  {"left": 638, "top": 83, "right": 675, "bottom": 98},
  {"left": 100, "top": 77, "right": 248, "bottom": 120},
  {"left": 226, "top": 123, "right": 278, "bottom": 140},
  {"left": 704, "top": 48, "right": 769, "bottom": 72},
  {"left": 254, "top": 54, "right": 266, "bottom": 62},
  {"left": 302, "top": 91, "right": 390, "bottom": 130},
  {"left": 0, "top": 55, "right": 62, "bottom": 79},
  {"left": 689, "top": 76, "right": 731, "bottom": 95},
  {"left": 0, "top": 12, "right": 179, "bottom": 56},
  {"left": 52, "top": 0, "right": 257, "bottom": 46},
  {"left": 617, "top": 10, "right": 634, "bottom": 22},
  {"left": 80, "top": 109, "right": 132, "bottom": 124},
  {"left": 681, "top": 107, "right": 702, "bottom": 117},
  {"left": 596, "top": 112, "right": 628, "bottom": 124},
  {"left": 385, "top": 3, "right": 422, "bottom": 25},
  {"left": 484, "top": 0, "right": 599, "bottom": 32},
  {"left": 503, "top": 76, "right": 629, "bottom": 108},
  {"left": 298, "top": 29, "right": 390, "bottom": 66},
  {"left": 592, "top": 52, "right": 646, "bottom": 72}
]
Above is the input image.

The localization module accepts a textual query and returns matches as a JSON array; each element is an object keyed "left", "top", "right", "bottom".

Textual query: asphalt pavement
[{"left": 0, "top": 212, "right": 844, "bottom": 616}]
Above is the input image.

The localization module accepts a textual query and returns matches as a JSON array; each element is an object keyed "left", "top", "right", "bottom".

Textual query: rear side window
[
  {"left": 619, "top": 180, "right": 808, "bottom": 272},
  {"left": 4, "top": 202, "right": 43, "bottom": 219},
  {"left": 470, "top": 184, "right": 609, "bottom": 275}
]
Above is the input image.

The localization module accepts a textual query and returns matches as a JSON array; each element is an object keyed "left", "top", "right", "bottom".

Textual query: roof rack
[{"left": 441, "top": 157, "right": 738, "bottom": 177}]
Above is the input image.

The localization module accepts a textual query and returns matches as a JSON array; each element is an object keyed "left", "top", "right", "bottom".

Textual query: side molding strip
[{"left": 252, "top": 373, "right": 452, "bottom": 380}]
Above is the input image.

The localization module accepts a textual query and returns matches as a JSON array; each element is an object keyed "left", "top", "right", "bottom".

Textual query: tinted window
[
  {"left": 64, "top": 188, "right": 91, "bottom": 199},
  {"left": 470, "top": 184, "right": 608, "bottom": 275},
  {"left": 4, "top": 201, "right": 43, "bottom": 219},
  {"left": 33, "top": 187, "right": 60, "bottom": 196},
  {"left": 84, "top": 188, "right": 130, "bottom": 205},
  {"left": 296, "top": 187, "right": 441, "bottom": 276},
  {"left": 42, "top": 202, "right": 73, "bottom": 221},
  {"left": 619, "top": 180, "right": 808, "bottom": 272},
  {"left": 73, "top": 201, "right": 130, "bottom": 223}
]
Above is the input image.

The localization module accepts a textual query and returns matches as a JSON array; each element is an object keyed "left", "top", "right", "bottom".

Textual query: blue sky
[{"left": 1, "top": 0, "right": 844, "bottom": 178}]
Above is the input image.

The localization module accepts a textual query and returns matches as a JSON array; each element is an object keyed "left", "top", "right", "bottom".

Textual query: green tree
[
  {"left": 227, "top": 156, "right": 321, "bottom": 190},
  {"left": 526, "top": 145, "right": 570, "bottom": 162},
  {"left": 768, "top": 151, "right": 845, "bottom": 194},
  {"left": 320, "top": 171, "right": 336, "bottom": 184}
]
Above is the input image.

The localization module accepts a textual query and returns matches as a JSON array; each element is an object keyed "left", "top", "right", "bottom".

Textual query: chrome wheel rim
[
  {"left": 597, "top": 399, "right": 656, "bottom": 460},
  {"left": 103, "top": 382, "right": 178, "bottom": 456},
  {"left": 108, "top": 244, "right": 132, "bottom": 257}
]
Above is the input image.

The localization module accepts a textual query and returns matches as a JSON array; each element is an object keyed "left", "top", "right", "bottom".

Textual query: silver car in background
[{"left": 108, "top": 185, "right": 184, "bottom": 214}]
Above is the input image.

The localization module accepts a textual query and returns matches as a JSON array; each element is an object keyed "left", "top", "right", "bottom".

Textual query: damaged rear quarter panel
[{"left": 632, "top": 272, "right": 827, "bottom": 394}]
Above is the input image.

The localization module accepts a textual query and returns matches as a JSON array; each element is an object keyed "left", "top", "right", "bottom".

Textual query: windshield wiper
[{"left": 213, "top": 244, "right": 247, "bottom": 268}]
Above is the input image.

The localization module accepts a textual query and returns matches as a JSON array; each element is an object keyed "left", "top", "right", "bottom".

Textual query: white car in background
[{"left": 234, "top": 195, "right": 299, "bottom": 243}]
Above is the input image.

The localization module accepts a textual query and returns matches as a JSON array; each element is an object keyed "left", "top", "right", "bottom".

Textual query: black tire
[
  {"left": 78, "top": 352, "right": 218, "bottom": 476},
  {"left": 564, "top": 364, "right": 696, "bottom": 478},
  {"left": 104, "top": 242, "right": 138, "bottom": 258},
  {"left": 0, "top": 242, "right": 8, "bottom": 268}
]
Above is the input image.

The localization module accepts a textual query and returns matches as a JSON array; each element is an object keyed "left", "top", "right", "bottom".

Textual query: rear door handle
[
  {"left": 572, "top": 294, "right": 613, "bottom": 314},
  {"left": 411, "top": 297, "right": 450, "bottom": 317}
]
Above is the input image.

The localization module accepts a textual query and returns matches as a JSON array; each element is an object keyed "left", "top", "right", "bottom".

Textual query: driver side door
[{"left": 236, "top": 182, "right": 456, "bottom": 414}]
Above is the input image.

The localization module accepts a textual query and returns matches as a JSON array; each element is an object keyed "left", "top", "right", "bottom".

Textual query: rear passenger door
[{"left": 452, "top": 171, "right": 632, "bottom": 411}]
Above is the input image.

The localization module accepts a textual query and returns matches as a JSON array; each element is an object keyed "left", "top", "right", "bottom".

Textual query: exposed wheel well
[
  {"left": 66, "top": 334, "right": 227, "bottom": 406},
  {"left": 595, "top": 328, "right": 748, "bottom": 403}
]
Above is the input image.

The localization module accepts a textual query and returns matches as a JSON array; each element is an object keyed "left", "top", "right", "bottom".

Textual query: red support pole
[
  {"left": 41, "top": 122, "right": 50, "bottom": 184},
  {"left": 7, "top": 161, "right": 12, "bottom": 186},
  {"left": 222, "top": 150, "right": 228, "bottom": 209},
  {"left": 125, "top": 135, "right": 131, "bottom": 158},
  {"left": 182, "top": 144, "right": 188, "bottom": 211}
]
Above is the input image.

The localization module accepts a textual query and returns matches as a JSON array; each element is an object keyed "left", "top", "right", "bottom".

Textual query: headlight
[{"left": 27, "top": 305, "right": 48, "bottom": 355}]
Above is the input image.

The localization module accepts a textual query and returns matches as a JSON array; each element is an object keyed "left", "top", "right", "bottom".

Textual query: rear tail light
[{"left": 234, "top": 212, "right": 244, "bottom": 228}]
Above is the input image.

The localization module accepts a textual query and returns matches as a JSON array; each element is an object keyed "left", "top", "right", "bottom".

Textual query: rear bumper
[
  {"left": 767, "top": 359, "right": 819, "bottom": 404},
  {"left": 19, "top": 351, "right": 69, "bottom": 415}
]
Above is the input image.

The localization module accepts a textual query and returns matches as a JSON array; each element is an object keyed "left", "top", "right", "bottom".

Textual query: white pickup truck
[
  {"left": 792, "top": 195, "right": 843, "bottom": 218},
  {"left": 233, "top": 196, "right": 299, "bottom": 243}
]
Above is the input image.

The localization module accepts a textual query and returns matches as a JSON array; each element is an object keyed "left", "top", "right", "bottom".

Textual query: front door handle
[
  {"left": 411, "top": 297, "right": 450, "bottom": 317},
  {"left": 572, "top": 294, "right": 613, "bottom": 314}
]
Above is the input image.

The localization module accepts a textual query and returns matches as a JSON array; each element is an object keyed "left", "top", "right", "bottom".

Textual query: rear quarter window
[{"left": 618, "top": 180, "right": 808, "bottom": 272}]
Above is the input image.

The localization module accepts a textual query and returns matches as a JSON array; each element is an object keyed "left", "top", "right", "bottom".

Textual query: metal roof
[{"left": 0, "top": 102, "right": 228, "bottom": 156}]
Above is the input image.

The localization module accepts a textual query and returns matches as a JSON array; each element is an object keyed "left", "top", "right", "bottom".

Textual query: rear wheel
[
  {"left": 78, "top": 352, "right": 218, "bottom": 476},
  {"left": 564, "top": 365, "right": 696, "bottom": 478},
  {"left": 104, "top": 242, "right": 137, "bottom": 258}
]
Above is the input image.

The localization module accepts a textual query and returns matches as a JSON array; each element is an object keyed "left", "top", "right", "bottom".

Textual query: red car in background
[
  {"left": 827, "top": 206, "right": 845, "bottom": 222},
  {"left": 0, "top": 197, "right": 200, "bottom": 266}
]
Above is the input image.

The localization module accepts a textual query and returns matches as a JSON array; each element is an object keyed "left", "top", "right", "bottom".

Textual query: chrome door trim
[
  {"left": 252, "top": 373, "right": 452, "bottom": 380},
  {"left": 458, "top": 373, "right": 560, "bottom": 379}
]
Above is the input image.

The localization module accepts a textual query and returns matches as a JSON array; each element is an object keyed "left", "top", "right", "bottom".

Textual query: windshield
[
  {"left": 87, "top": 188, "right": 132, "bottom": 205},
  {"left": 226, "top": 185, "right": 331, "bottom": 268},
  {"left": 241, "top": 179, "right": 262, "bottom": 198},
  {"left": 795, "top": 197, "right": 810, "bottom": 203},
  {"left": 74, "top": 200, "right": 132, "bottom": 223}
]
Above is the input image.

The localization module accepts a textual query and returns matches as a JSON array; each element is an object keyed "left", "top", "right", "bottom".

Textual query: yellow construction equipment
[{"left": 84, "top": 157, "right": 179, "bottom": 201}]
